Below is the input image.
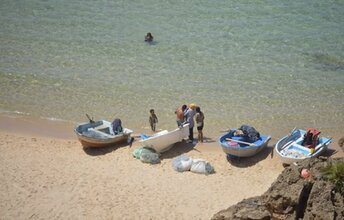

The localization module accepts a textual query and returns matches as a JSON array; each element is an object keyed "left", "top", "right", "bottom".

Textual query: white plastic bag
[
  {"left": 172, "top": 155, "right": 193, "bottom": 172},
  {"left": 190, "top": 159, "right": 214, "bottom": 174}
]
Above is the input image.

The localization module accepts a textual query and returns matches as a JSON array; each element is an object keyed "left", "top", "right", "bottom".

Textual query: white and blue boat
[
  {"left": 275, "top": 128, "right": 332, "bottom": 165},
  {"left": 74, "top": 120, "right": 133, "bottom": 148},
  {"left": 219, "top": 129, "right": 271, "bottom": 158}
]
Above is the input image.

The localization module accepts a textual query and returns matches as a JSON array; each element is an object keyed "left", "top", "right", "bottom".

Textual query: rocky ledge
[{"left": 212, "top": 157, "right": 344, "bottom": 220}]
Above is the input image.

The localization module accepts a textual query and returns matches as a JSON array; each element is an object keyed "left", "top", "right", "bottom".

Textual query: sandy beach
[{"left": 0, "top": 115, "right": 343, "bottom": 220}]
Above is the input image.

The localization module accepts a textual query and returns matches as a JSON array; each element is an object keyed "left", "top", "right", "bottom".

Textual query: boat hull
[
  {"left": 139, "top": 124, "right": 190, "bottom": 153},
  {"left": 76, "top": 135, "right": 129, "bottom": 148},
  {"left": 219, "top": 129, "right": 271, "bottom": 158},
  {"left": 74, "top": 120, "right": 133, "bottom": 148},
  {"left": 274, "top": 129, "right": 332, "bottom": 165}
]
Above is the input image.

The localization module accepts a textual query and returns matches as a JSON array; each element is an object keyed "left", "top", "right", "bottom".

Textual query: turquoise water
[{"left": 1, "top": 0, "right": 343, "bottom": 138}]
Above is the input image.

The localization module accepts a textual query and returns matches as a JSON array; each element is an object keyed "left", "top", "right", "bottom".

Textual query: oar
[
  {"left": 86, "top": 113, "right": 95, "bottom": 123},
  {"left": 289, "top": 127, "right": 297, "bottom": 136},
  {"left": 225, "top": 138, "right": 258, "bottom": 147},
  {"left": 281, "top": 140, "right": 293, "bottom": 150},
  {"left": 280, "top": 127, "right": 297, "bottom": 150}
]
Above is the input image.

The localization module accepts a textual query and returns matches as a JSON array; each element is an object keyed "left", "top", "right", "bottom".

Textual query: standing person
[
  {"left": 184, "top": 103, "right": 196, "bottom": 143},
  {"left": 175, "top": 104, "right": 187, "bottom": 127},
  {"left": 195, "top": 106, "right": 205, "bottom": 143},
  {"left": 149, "top": 109, "right": 158, "bottom": 132}
]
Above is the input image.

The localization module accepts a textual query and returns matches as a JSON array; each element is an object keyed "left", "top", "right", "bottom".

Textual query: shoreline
[
  {"left": 0, "top": 113, "right": 343, "bottom": 155},
  {"left": 0, "top": 114, "right": 76, "bottom": 140}
]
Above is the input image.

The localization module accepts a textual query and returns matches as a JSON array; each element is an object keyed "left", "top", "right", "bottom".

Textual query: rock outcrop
[
  {"left": 339, "top": 137, "right": 344, "bottom": 151},
  {"left": 212, "top": 157, "right": 344, "bottom": 220}
]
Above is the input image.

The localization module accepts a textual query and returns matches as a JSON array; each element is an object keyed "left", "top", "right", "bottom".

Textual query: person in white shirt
[{"left": 184, "top": 103, "right": 196, "bottom": 143}]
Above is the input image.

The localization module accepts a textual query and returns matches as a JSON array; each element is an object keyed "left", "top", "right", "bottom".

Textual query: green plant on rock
[{"left": 321, "top": 161, "right": 344, "bottom": 194}]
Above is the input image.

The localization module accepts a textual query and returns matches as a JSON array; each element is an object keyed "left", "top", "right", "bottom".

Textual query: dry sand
[{"left": 0, "top": 115, "right": 343, "bottom": 220}]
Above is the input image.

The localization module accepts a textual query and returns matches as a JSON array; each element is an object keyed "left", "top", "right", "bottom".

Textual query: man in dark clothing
[{"left": 112, "top": 118, "right": 123, "bottom": 135}]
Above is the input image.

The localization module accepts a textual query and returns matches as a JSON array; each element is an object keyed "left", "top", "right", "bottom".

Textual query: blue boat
[
  {"left": 275, "top": 128, "right": 332, "bottom": 165},
  {"left": 219, "top": 129, "right": 271, "bottom": 158}
]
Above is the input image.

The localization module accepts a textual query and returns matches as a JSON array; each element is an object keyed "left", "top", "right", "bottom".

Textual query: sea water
[{"left": 0, "top": 0, "right": 343, "bottom": 138}]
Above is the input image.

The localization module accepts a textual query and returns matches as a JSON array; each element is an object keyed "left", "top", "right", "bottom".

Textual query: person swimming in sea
[{"left": 145, "top": 32, "right": 153, "bottom": 42}]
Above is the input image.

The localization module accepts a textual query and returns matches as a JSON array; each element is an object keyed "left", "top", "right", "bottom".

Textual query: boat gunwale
[{"left": 219, "top": 129, "right": 271, "bottom": 150}]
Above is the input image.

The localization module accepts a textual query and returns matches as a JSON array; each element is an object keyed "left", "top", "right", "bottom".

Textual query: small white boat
[
  {"left": 139, "top": 123, "right": 190, "bottom": 153},
  {"left": 74, "top": 120, "right": 133, "bottom": 148},
  {"left": 275, "top": 128, "right": 332, "bottom": 165}
]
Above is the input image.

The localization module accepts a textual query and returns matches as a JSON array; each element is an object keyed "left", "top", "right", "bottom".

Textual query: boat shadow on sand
[
  {"left": 159, "top": 141, "right": 196, "bottom": 160},
  {"left": 226, "top": 144, "right": 275, "bottom": 168},
  {"left": 82, "top": 141, "right": 132, "bottom": 156},
  {"left": 160, "top": 137, "right": 217, "bottom": 160},
  {"left": 319, "top": 148, "right": 337, "bottom": 157}
]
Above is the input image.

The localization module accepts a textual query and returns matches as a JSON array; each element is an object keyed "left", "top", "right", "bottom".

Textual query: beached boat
[
  {"left": 74, "top": 120, "right": 133, "bottom": 148},
  {"left": 275, "top": 128, "right": 332, "bottom": 165},
  {"left": 219, "top": 129, "right": 271, "bottom": 158},
  {"left": 139, "top": 123, "right": 190, "bottom": 153}
]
